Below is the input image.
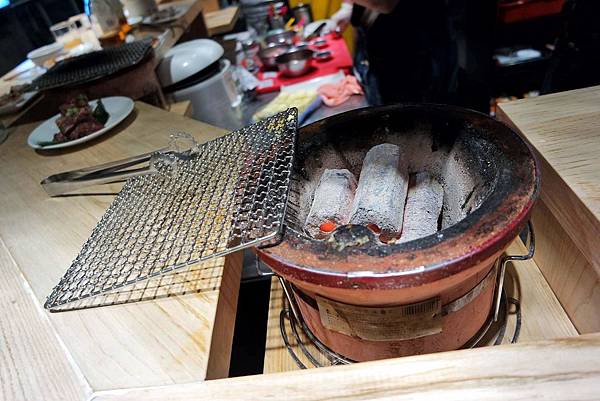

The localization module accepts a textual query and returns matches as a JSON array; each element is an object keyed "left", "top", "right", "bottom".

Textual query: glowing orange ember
[
  {"left": 319, "top": 221, "right": 337, "bottom": 232},
  {"left": 367, "top": 223, "right": 381, "bottom": 233}
]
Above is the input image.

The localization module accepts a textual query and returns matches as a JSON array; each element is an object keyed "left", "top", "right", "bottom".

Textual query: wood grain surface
[
  {"left": 205, "top": 6, "right": 240, "bottom": 36},
  {"left": 263, "top": 239, "right": 578, "bottom": 373},
  {"left": 497, "top": 86, "right": 600, "bottom": 275},
  {"left": 0, "top": 238, "right": 90, "bottom": 401},
  {"left": 3, "top": 87, "right": 600, "bottom": 401},
  {"left": 531, "top": 201, "right": 600, "bottom": 333},
  {"left": 0, "top": 102, "right": 241, "bottom": 396},
  {"left": 169, "top": 100, "right": 194, "bottom": 117},
  {"left": 142, "top": 0, "right": 206, "bottom": 61},
  {"left": 94, "top": 333, "right": 600, "bottom": 401},
  {"left": 498, "top": 87, "right": 600, "bottom": 334}
]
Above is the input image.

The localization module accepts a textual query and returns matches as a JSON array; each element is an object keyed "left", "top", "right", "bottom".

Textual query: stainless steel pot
[
  {"left": 275, "top": 48, "right": 313, "bottom": 77},
  {"left": 265, "top": 30, "right": 296, "bottom": 46},
  {"left": 258, "top": 44, "right": 290, "bottom": 69}
]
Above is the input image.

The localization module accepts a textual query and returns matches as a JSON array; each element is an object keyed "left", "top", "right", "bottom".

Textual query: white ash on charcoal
[
  {"left": 398, "top": 172, "right": 444, "bottom": 243},
  {"left": 383, "top": 124, "right": 446, "bottom": 174},
  {"left": 349, "top": 143, "right": 409, "bottom": 240},
  {"left": 439, "top": 136, "right": 486, "bottom": 229},
  {"left": 307, "top": 143, "right": 353, "bottom": 171},
  {"left": 290, "top": 127, "right": 488, "bottom": 241},
  {"left": 295, "top": 144, "right": 352, "bottom": 226},
  {"left": 304, "top": 169, "right": 357, "bottom": 238}
]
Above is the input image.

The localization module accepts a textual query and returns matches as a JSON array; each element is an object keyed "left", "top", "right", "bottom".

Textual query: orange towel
[{"left": 317, "top": 75, "right": 364, "bottom": 107}]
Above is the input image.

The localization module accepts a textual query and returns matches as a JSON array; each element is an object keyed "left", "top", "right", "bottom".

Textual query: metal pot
[
  {"left": 256, "top": 104, "right": 540, "bottom": 361},
  {"left": 258, "top": 43, "right": 290, "bottom": 69},
  {"left": 275, "top": 48, "right": 313, "bottom": 77},
  {"left": 265, "top": 29, "right": 296, "bottom": 46}
]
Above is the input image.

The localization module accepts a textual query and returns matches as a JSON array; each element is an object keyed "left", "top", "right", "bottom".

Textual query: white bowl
[
  {"left": 27, "top": 42, "right": 64, "bottom": 67},
  {"left": 157, "top": 39, "right": 224, "bottom": 87}
]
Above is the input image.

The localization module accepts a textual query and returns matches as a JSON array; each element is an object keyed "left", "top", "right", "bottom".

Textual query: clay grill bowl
[{"left": 256, "top": 104, "right": 540, "bottom": 360}]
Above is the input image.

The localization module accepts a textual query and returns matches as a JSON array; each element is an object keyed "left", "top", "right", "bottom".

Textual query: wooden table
[
  {"left": 145, "top": 0, "right": 207, "bottom": 61},
  {"left": 205, "top": 6, "right": 240, "bottom": 36},
  {"left": 0, "top": 102, "right": 242, "bottom": 401},
  {"left": 3, "top": 90, "right": 600, "bottom": 400},
  {"left": 497, "top": 85, "right": 600, "bottom": 335}
]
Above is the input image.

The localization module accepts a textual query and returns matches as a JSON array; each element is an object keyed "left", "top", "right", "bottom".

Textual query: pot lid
[{"left": 157, "top": 39, "right": 224, "bottom": 87}]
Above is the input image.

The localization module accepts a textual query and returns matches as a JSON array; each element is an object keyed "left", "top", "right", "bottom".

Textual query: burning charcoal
[
  {"left": 305, "top": 169, "right": 357, "bottom": 238},
  {"left": 350, "top": 143, "right": 409, "bottom": 239},
  {"left": 399, "top": 172, "right": 444, "bottom": 243}
]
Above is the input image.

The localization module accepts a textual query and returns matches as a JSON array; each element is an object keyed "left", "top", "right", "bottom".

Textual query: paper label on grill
[{"left": 316, "top": 295, "right": 442, "bottom": 341}]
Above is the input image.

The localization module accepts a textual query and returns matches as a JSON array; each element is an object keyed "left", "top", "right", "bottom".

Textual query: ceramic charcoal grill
[
  {"left": 45, "top": 104, "right": 538, "bottom": 363},
  {"left": 256, "top": 104, "right": 539, "bottom": 361}
]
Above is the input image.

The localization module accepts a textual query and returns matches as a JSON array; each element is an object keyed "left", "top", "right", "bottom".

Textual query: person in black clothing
[
  {"left": 542, "top": 0, "right": 600, "bottom": 94},
  {"left": 351, "top": 0, "right": 458, "bottom": 106}
]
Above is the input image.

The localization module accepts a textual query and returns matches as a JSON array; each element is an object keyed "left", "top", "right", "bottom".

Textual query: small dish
[
  {"left": 265, "top": 30, "right": 296, "bottom": 46},
  {"left": 27, "top": 42, "right": 64, "bottom": 67},
  {"left": 27, "top": 96, "right": 134, "bottom": 150}
]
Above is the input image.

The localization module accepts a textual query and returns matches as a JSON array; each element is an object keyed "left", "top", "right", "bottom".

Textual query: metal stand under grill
[
  {"left": 275, "top": 222, "right": 535, "bottom": 369},
  {"left": 278, "top": 286, "right": 520, "bottom": 368},
  {"left": 45, "top": 109, "right": 298, "bottom": 311}
]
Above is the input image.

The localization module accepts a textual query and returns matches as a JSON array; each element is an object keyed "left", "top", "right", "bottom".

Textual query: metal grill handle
[{"left": 493, "top": 220, "right": 535, "bottom": 321}]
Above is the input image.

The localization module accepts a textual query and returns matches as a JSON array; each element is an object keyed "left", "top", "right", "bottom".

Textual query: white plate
[{"left": 28, "top": 96, "right": 134, "bottom": 150}]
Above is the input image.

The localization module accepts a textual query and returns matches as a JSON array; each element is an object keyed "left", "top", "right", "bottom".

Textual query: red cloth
[
  {"left": 317, "top": 75, "right": 363, "bottom": 107},
  {"left": 256, "top": 33, "right": 354, "bottom": 93}
]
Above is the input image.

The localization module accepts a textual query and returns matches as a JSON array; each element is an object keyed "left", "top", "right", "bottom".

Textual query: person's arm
[
  {"left": 330, "top": 1, "right": 353, "bottom": 30},
  {"left": 351, "top": 0, "right": 400, "bottom": 14}
]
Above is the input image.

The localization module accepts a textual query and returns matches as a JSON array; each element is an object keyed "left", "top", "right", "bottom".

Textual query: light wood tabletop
[
  {"left": 0, "top": 102, "right": 242, "bottom": 400},
  {"left": 143, "top": 0, "right": 207, "bottom": 61},
  {"left": 498, "top": 86, "right": 600, "bottom": 334},
  {"left": 498, "top": 86, "right": 600, "bottom": 271},
  {"left": 98, "top": 333, "right": 600, "bottom": 401},
  {"left": 3, "top": 91, "right": 600, "bottom": 401},
  {"left": 205, "top": 6, "right": 240, "bottom": 36}
]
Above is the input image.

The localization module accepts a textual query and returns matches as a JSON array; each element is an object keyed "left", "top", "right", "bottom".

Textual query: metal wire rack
[
  {"left": 45, "top": 109, "right": 298, "bottom": 311},
  {"left": 32, "top": 40, "right": 153, "bottom": 91}
]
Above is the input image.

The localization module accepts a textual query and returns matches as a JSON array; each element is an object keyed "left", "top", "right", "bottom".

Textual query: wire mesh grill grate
[
  {"left": 45, "top": 109, "right": 298, "bottom": 311},
  {"left": 32, "top": 40, "right": 153, "bottom": 91}
]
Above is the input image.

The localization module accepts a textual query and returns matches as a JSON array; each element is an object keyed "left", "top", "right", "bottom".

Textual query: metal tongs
[{"left": 41, "top": 133, "right": 199, "bottom": 197}]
